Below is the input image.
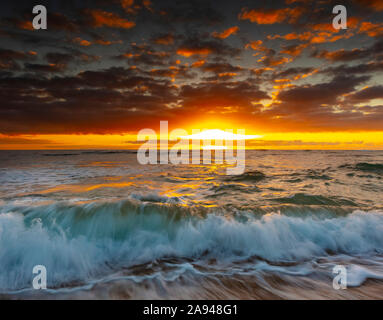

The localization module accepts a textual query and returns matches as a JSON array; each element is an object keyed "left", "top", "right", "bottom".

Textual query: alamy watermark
[
  {"left": 32, "top": 265, "right": 47, "bottom": 290},
  {"left": 332, "top": 5, "right": 347, "bottom": 30},
  {"left": 333, "top": 265, "right": 347, "bottom": 290},
  {"left": 32, "top": 5, "right": 47, "bottom": 30},
  {"left": 137, "top": 121, "right": 249, "bottom": 175}
]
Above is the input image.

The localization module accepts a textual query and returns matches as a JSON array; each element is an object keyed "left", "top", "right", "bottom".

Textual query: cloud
[
  {"left": 353, "top": 0, "right": 383, "bottom": 11},
  {"left": 314, "top": 39, "right": 383, "bottom": 62},
  {"left": 177, "top": 48, "right": 212, "bottom": 57},
  {"left": 212, "top": 26, "right": 239, "bottom": 39},
  {"left": 312, "top": 48, "right": 370, "bottom": 62},
  {"left": 73, "top": 37, "right": 92, "bottom": 46},
  {"left": 152, "top": 34, "right": 174, "bottom": 45},
  {"left": 16, "top": 20, "right": 34, "bottom": 31},
  {"left": 0, "top": 66, "right": 183, "bottom": 134},
  {"left": 239, "top": 7, "right": 305, "bottom": 24},
  {"left": 176, "top": 37, "right": 240, "bottom": 58},
  {"left": 268, "top": 17, "right": 359, "bottom": 44},
  {"left": 0, "top": 49, "right": 35, "bottom": 70},
  {"left": 116, "top": 46, "right": 172, "bottom": 67},
  {"left": 0, "top": 136, "right": 53, "bottom": 146},
  {"left": 277, "top": 75, "right": 369, "bottom": 105},
  {"left": 358, "top": 21, "right": 383, "bottom": 37},
  {"left": 24, "top": 63, "right": 66, "bottom": 73},
  {"left": 87, "top": 9, "right": 136, "bottom": 29},
  {"left": 121, "top": 0, "right": 153, "bottom": 14},
  {"left": 200, "top": 62, "right": 243, "bottom": 74},
  {"left": 1, "top": 0, "right": 383, "bottom": 136},
  {"left": 180, "top": 80, "right": 269, "bottom": 110},
  {"left": 15, "top": 13, "right": 78, "bottom": 32},
  {"left": 281, "top": 43, "right": 309, "bottom": 57},
  {"left": 347, "top": 86, "right": 383, "bottom": 102}
]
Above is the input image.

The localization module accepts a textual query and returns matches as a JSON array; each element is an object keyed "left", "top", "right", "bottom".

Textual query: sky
[{"left": 0, "top": 0, "right": 382, "bottom": 149}]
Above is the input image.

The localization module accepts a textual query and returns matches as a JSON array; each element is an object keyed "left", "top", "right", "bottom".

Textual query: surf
[{"left": 1, "top": 198, "right": 383, "bottom": 292}]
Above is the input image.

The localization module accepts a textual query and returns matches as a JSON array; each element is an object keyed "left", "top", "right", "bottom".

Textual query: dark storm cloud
[
  {"left": 180, "top": 80, "right": 269, "bottom": 110},
  {"left": 0, "top": 66, "right": 179, "bottom": 133},
  {"left": 0, "top": 48, "right": 38, "bottom": 70},
  {"left": 277, "top": 75, "right": 369, "bottom": 106},
  {"left": 24, "top": 63, "right": 65, "bottom": 73}
]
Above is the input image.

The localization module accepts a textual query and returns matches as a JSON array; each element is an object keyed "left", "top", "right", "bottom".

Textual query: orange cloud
[
  {"left": 358, "top": 21, "right": 383, "bottom": 37},
  {"left": 269, "top": 29, "right": 353, "bottom": 44},
  {"left": 212, "top": 26, "right": 239, "bottom": 39},
  {"left": 239, "top": 7, "right": 304, "bottom": 24},
  {"left": 95, "top": 39, "right": 113, "bottom": 46},
  {"left": 311, "top": 17, "right": 359, "bottom": 32},
  {"left": 191, "top": 60, "right": 206, "bottom": 68},
  {"left": 121, "top": 0, "right": 134, "bottom": 9},
  {"left": 245, "top": 40, "right": 264, "bottom": 50},
  {"left": 17, "top": 20, "right": 34, "bottom": 31},
  {"left": 218, "top": 72, "right": 237, "bottom": 78},
  {"left": 268, "top": 17, "right": 359, "bottom": 44},
  {"left": 73, "top": 37, "right": 119, "bottom": 46},
  {"left": 293, "top": 69, "right": 318, "bottom": 81},
  {"left": 153, "top": 34, "right": 174, "bottom": 45},
  {"left": 121, "top": 0, "right": 152, "bottom": 14},
  {"left": 89, "top": 10, "right": 136, "bottom": 29},
  {"left": 268, "top": 56, "right": 291, "bottom": 66},
  {"left": 268, "top": 32, "right": 312, "bottom": 41},
  {"left": 73, "top": 37, "right": 92, "bottom": 46},
  {"left": 281, "top": 43, "right": 309, "bottom": 56},
  {"left": 176, "top": 48, "right": 212, "bottom": 57},
  {"left": 142, "top": 0, "right": 153, "bottom": 12},
  {"left": 121, "top": 0, "right": 140, "bottom": 14}
]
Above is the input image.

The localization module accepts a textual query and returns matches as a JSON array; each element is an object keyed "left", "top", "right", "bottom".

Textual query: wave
[
  {"left": 209, "top": 184, "right": 261, "bottom": 194},
  {"left": 130, "top": 193, "right": 185, "bottom": 204},
  {"left": 340, "top": 162, "right": 383, "bottom": 174},
  {"left": 271, "top": 193, "right": 357, "bottom": 206},
  {"left": 43, "top": 153, "right": 79, "bottom": 157},
  {"left": 0, "top": 199, "right": 383, "bottom": 291},
  {"left": 355, "top": 162, "right": 383, "bottom": 173},
  {"left": 225, "top": 170, "right": 266, "bottom": 182}
]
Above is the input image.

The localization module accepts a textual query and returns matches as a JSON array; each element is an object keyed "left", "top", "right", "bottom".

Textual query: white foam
[{"left": 347, "top": 264, "right": 383, "bottom": 287}]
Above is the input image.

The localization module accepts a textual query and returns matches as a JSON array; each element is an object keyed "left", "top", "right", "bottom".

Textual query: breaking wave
[{"left": 0, "top": 199, "right": 383, "bottom": 291}]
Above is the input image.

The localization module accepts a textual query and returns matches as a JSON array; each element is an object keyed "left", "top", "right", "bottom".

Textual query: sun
[
  {"left": 180, "top": 129, "right": 262, "bottom": 140},
  {"left": 202, "top": 145, "right": 228, "bottom": 150}
]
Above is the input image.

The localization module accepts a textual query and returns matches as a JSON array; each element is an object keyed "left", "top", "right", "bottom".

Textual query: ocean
[{"left": 0, "top": 150, "right": 383, "bottom": 299}]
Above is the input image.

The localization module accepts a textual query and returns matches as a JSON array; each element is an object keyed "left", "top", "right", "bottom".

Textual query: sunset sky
[{"left": 0, "top": 0, "right": 383, "bottom": 149}]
